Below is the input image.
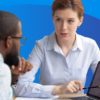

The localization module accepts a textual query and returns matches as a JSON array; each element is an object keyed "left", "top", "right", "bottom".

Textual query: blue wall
[{"left": 0, "top": 0, "right": 100, "bottom": 93}]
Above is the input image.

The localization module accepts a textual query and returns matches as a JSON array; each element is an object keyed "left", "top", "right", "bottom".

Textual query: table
[{"left": 15, "top": 94, "right": 86, "bottom": 100}]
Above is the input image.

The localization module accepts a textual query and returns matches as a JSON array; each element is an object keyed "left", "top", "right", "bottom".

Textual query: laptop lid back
[{"left": 87, "top": 61, "right": 100, "bottom": 99}]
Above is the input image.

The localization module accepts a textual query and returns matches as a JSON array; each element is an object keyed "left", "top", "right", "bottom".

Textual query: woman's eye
[
  {"left": 68, "top": 20, "right": 74, "bottom": 23},
  {"left": 56, "top": 18, "right": 61, "bottom": 22}
]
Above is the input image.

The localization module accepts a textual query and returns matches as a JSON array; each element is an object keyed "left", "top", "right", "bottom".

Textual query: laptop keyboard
[{"left": 69, "top": 96, "right": 95, "bottom": 100}]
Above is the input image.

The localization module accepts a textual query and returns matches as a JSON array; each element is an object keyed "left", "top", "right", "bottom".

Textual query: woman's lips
[{"left": 60, "top": 33, "right": 68, "bottom": 37}]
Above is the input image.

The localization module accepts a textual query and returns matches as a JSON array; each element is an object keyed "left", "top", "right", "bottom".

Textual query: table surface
[{"left": 15, "top": 93, "right": 86, "bottom": 100}]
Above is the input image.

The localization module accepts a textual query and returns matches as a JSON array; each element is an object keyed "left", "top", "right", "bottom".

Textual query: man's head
[{"left": 0, "top": 11, "right": 22, "bottom": 67}]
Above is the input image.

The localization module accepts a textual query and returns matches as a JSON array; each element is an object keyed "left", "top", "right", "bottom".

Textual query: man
[{"left": 0, "top": 11, "right": 32, "bottom": 100}]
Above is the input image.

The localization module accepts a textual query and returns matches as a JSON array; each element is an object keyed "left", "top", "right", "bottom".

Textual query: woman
[{"left": 17, "top": 0, "right": 100, "bottom": 97}]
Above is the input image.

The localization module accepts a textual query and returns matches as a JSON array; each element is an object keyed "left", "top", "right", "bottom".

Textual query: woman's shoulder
[
  {"left": 36, "top": 35, "right": 49, "bottom": 47},
  {"left": 36, "top": 33, "right": 54, "bottom": 48},
  {"left": 77, "top": 34, "right": 97, "bottom": 46}
]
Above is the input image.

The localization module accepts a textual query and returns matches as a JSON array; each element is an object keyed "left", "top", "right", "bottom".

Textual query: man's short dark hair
[{"left": 0, "top": 11, "right": 20, "bottom": 40}]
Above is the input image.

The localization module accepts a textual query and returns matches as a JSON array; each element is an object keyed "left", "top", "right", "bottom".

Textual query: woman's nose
[{"left": 62, "top": 21, "right": 68, "bottom": 30}]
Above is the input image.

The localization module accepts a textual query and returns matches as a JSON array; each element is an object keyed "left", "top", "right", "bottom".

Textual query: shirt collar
[
  {"left": 47, "top": 33, "right": 83, "bottom": 52},
  {"left": 72, "top": 34, "right": 83, "bottom": 51},
  {"left": 47, "top": 32, "right": 56, "bottom": 51}
]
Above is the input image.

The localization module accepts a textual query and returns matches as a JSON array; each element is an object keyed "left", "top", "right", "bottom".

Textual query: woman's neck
[{"left": 56, "top": 34, "right": 76, "bottom": 56}]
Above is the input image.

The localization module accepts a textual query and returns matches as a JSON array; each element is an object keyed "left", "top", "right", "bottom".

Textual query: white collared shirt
[
  {"left": 15, "top": 33, "right": 100, "bottom": 97},
  {"left": 0, "top": 53, "right": 13, "bottom": 100}
]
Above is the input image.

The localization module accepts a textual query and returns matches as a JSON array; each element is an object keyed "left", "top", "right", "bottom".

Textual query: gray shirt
[
  {"left": 28, "top": 33, "right": 100, "bottom": 85},
  {"left": 15, "top": 33, "right": 100, "bottom": 98}
]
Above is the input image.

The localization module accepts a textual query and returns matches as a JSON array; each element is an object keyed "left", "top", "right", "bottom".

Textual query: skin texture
[{"left": 53, "top": 8, "right": 83, "bottom": 56}]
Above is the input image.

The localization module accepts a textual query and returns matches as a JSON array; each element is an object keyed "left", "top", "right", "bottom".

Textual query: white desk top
[
  {"left": 15, "top": 94, "right": 85, "bottom": 100},
  {"left": 16, "top": 98, "right": 53, "bottom": 100}
]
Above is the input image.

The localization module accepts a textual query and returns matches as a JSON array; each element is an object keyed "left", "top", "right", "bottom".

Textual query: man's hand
[
  {"left": 11, "top": 57, "right": 32, "bottom": 84},
  {"left": 11, "top": 57, "right": 32, "bottom": 75}
]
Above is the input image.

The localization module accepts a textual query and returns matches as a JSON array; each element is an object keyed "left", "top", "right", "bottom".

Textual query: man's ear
[
  {"left": 78, "top": 16, "right": 83, "bottom": 27},
  {"left": 4, "top": 36, "right": 13, "bottom": 49}
]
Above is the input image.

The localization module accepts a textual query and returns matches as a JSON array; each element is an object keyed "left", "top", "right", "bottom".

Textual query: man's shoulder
[{"left": 0, "top": 61, "right": 11, "bottom": 76}]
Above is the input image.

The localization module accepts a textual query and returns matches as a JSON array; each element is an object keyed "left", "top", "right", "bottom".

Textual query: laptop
[{"left": 59, "top": 61, "right": 100, "bottom": 100}]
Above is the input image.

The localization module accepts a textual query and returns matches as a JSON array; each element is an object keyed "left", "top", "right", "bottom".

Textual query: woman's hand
[
  {"left": 65, "top": 80, "right": 83, "bottom": 93},
  {"left": 52, "top": 80, "right": 83, "bottom": 95}
]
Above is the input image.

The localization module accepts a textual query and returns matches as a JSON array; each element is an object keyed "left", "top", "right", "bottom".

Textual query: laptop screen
[{"left": 88, "top": 61, "right": 100, "bottom": 99}]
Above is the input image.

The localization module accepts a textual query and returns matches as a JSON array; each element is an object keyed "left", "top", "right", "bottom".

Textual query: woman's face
[{"left": 53, "top": 8, "right": 83, "bottom": 42}]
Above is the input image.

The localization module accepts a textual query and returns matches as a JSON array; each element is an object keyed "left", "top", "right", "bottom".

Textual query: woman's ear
[{"left": 78, "top": 16, "right": 84, "bottom": 27}]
